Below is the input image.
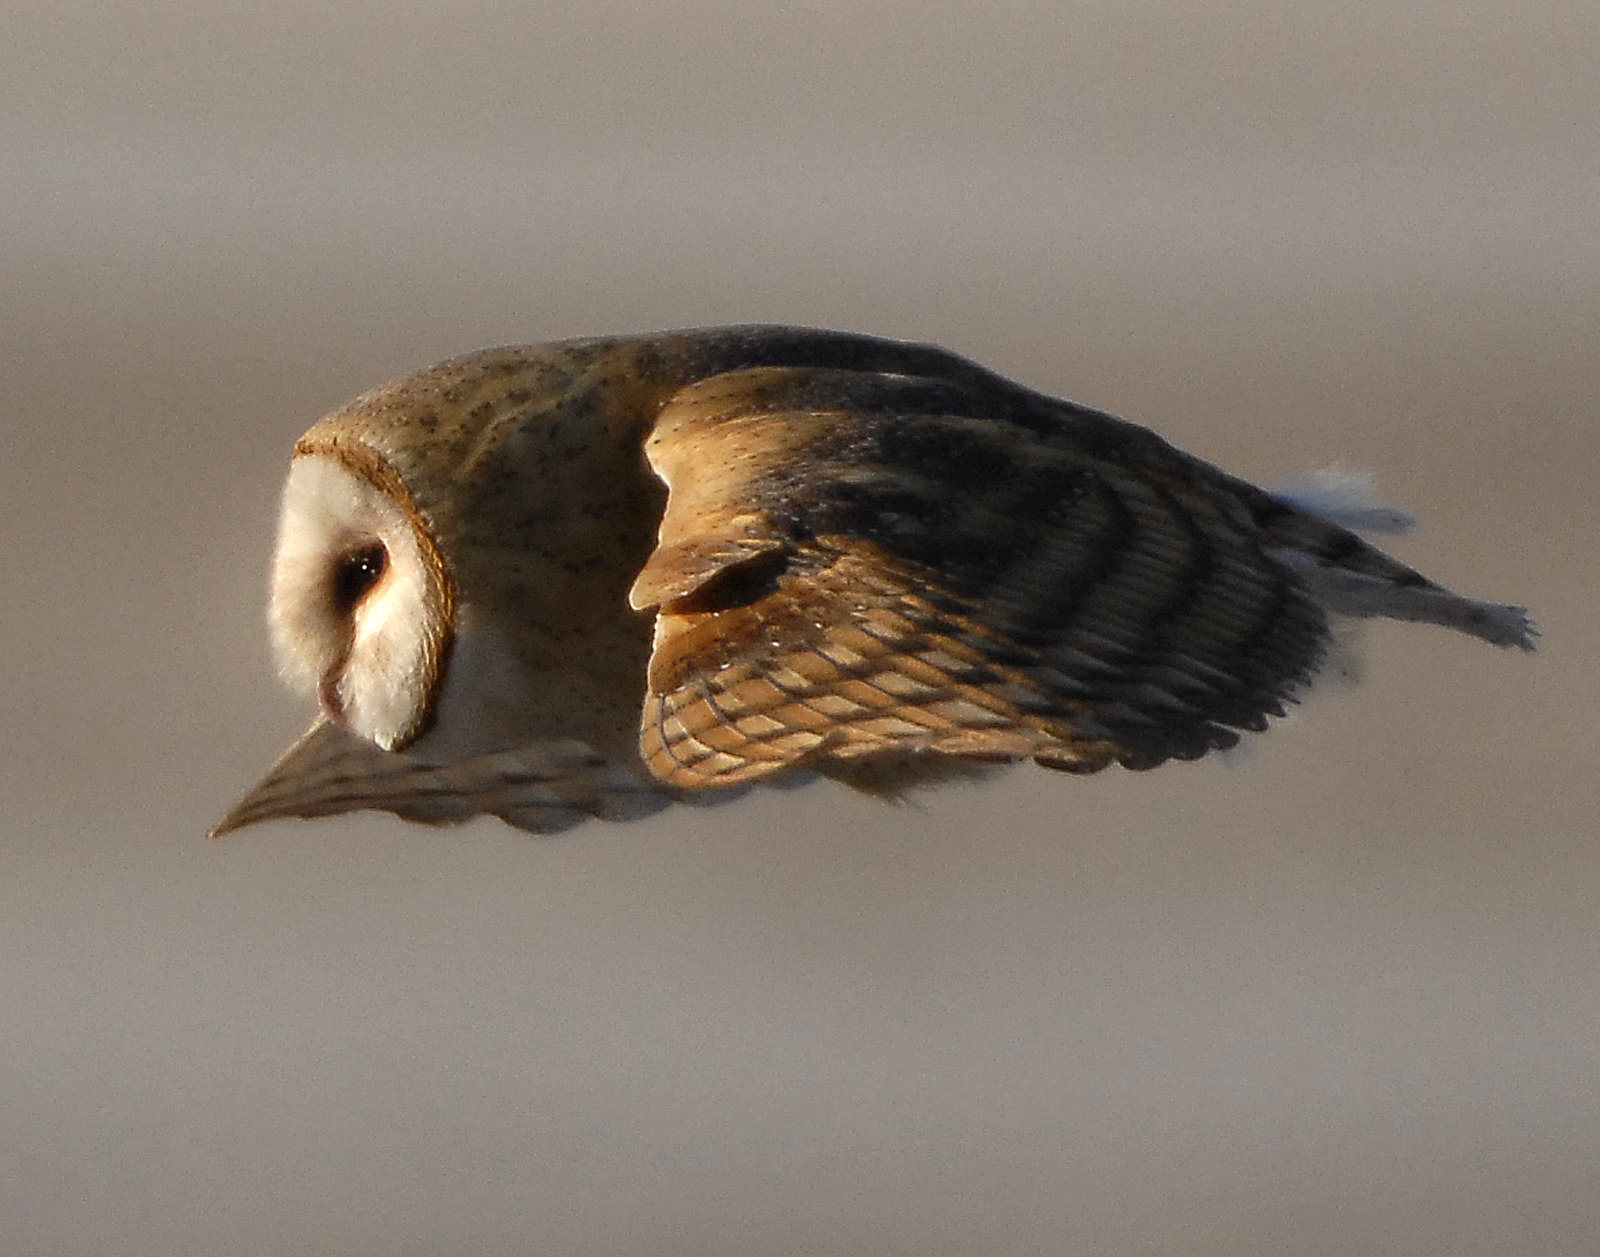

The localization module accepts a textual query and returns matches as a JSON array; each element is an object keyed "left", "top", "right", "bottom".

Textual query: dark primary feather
[{"left": 631, "top": 362, "right": 1334, "bottom": 786}]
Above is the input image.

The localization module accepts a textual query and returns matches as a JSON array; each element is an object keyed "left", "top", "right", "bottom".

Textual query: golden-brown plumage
[{"left": 213, "top": 326, "right": 1535, "bottom": 837}]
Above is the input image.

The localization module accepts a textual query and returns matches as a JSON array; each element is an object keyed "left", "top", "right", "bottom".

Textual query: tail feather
[
  {"left": 1267, "top": 548, "right": 1537, "bottom": 650},
  {"left": 1260, "top": 469, "right": 1537, "bottom": 652},
  {"left": 1269, "top": 468, "right": 1416, "bottom": 535}
]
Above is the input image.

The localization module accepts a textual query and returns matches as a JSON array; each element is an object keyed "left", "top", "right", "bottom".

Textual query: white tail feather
[
  {"left": 1269, "top": 469, "right": 1416, "bottom": 535},
  {"left": 1268, "top": 549, "right": 1537, "bottom": 650}
]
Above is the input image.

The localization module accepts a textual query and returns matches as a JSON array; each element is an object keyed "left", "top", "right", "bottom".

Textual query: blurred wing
[
  {"left": 629, "top": 365, "right": 1330, "bottom": 789},
  {"left": 211, "top": 717, "right": 676, "bottom": 837}
]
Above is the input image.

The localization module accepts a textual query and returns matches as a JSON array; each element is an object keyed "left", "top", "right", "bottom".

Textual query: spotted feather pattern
[{"left": 631, "top": 366, "right": 1341, "bottom": 787}]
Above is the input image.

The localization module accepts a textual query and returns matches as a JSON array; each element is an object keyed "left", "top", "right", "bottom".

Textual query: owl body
[{"left": 214, "top": 326, "right": 1534, "bottom": 837}]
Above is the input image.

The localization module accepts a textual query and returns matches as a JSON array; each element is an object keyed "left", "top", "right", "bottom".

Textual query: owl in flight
[{"left": 213, "top": 326, "right": 1534, "bottom": 837}]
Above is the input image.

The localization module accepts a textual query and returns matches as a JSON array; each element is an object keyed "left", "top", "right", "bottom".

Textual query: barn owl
[{"left": 212, "top": 326, "right": 1535, "bottom": 837}]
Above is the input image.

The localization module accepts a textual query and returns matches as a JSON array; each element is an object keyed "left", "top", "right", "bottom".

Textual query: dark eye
[{"left": 332, "top": 543, "right": 388, "bottom": 612}]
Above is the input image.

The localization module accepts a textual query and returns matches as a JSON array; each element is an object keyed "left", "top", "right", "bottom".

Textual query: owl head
[
  {"left": 269, "top": 441, "right": 452, "bottom": 752},
  {"left": 214, "top": 341, "right": 685, "bottom": 837}
]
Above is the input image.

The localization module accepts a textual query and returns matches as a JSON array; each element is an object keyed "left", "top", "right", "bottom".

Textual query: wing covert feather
[{"left": 632, "top": 365, "right": 1330, "bottom": 789}]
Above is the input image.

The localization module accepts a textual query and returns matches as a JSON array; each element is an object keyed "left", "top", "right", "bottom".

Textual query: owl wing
[
  {"left": 210, "top": 716, "right": 678, "bottom": 837},
  {"left": 627, "top": 365, "right": 1332, "bottom": 791}
]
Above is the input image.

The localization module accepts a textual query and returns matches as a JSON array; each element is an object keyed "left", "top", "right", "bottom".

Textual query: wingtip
[
  {"left": 208, "top": 717, "right": 343, "bottom": 841},
  {"left": 206, "top": 812, "right": 244, "bottom": 840},
  {"left": 207, "top": 796, "right": 277, "bottom": 839}
]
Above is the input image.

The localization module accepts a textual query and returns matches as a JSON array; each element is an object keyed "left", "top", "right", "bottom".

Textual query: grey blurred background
[{"left": 3, "top": 2, "right": 1596, "bottom": 1254}]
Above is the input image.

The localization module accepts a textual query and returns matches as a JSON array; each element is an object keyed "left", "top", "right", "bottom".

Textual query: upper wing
[
  {"left": 211, "top": 716, "right": 679, "bottom": 837},
  {"left": 627, "top": 365, "right": 1330, "bottom": 790}
]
